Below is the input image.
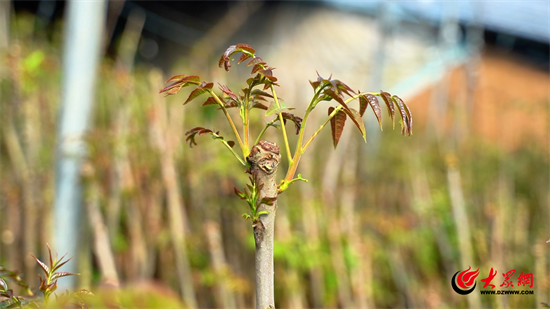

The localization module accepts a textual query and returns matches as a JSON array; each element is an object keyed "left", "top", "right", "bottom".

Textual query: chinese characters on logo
[{"left": 479, "top": 268, "right": 533, "bottom": 289}]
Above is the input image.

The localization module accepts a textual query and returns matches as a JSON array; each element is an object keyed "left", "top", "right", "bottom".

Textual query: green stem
[
  {"left": 302, "top": 92, "right": 374, "bottom": 153},
  {"left": 284, "top": 92, "right": 377, "bottom": 184},
  {"left": 271, "top": 86, "right": 292, "bottom": 163},
  {"left": 283, "top": 92, "right": 319, "bottom": 183},
  {"left": 220, "top": 138, "right": 246, "bottom": 166},
  {"left": 209, "top": 91, "right": 247, "bottom": 156},
  {"left": 255, "top": 119, "right": 278, "bottom": 146},
  {"left": 244, "top": 89, "right": 250, "bottom": 155}
]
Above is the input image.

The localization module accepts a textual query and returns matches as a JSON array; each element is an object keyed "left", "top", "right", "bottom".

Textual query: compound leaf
[
  {"left": 219, "top": 43, "right": 256, "bottom": 71},
  {"left": 185, "top": 127, "right": 216, "bottom": 148}
]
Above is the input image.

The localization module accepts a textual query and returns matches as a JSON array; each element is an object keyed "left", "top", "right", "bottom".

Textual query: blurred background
[{"left": 0, "top": 0, "right": 549, "bottom": 308}]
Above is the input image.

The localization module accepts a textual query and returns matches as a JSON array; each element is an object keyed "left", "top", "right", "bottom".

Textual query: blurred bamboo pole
[
  {"left": 5, "top": 114, "right": 36, "bottom": 282},
  {"left": 321, "top": 129, "right": 353, "bottom": 308},
  {"left": 205, "top": 221, "right": 237, "bottom": 309},
  {"left": 143, "top": 180, "right": 163, "bottom": 278},
  {"left": 445, "top": 154, "right": 482, "bottom": 308},
  {"left": 0, "top": 48, "right": 23, "bottom": 291},
  {"left": 86, "top": 175, "right": 120, "bottom": 287},
  {"left": 3, "top": 118, "right": 26, "bottom": 285},
  {"left": 54, "top": 0, "right": 106, "bottom": 289},
  {"left": 117, "top": 8, "right": 145, "bottom": 72},
  {"left": 106, "top": 4, "right": 145, "bottom": 244},
  {"left": 388, "top": 248, "right": 418, "bottom": 308},
  {"left": 340, "top": 140, "right": 374, "bottom": 309},
  {"left": 189, "top": 1, "right": 261, "bottom": 71},
  {"left": 409, "top": 159, "right": 455, "bottom": 276},
  {"left": 22, "top": 97, "right": 39, "bottom": 291},
  {"left": 276, "top": 206, "right": 306, "bottom": 309},
  {"left": 534, "top": 242, "right": 548, "bottom": 307},
  {"left": 148, "top": 71, "right": 196, "bottom": 308},
  {"left": 0, "top": 0, "right": 9, "bottom": 51},
  {"left": 299, "top": 137, "right": 324, "bottom": 308},
  {"left": 220, "top": 202, "right": 248, "bottom": 309},
  {"left": 125, "top": 191, "right": 148, "bottom": 280}
]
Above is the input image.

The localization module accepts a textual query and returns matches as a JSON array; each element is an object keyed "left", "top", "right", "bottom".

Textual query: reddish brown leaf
[
  {"left": 392, "top": 95, "right": 412, "bottom": 136},
  {"left": 227, "top": 141, "right": 235, "bottom": 148},
  {"left": 159, "top": 75, "right": 201, "bottom": 97},
  {"left": 238, "top": 53, "right": 252, "bottom": 64},
  {"left": 198, "top": 129, "right": 213, "bottom": 135},
  {"left": 30, "top": 254, "right": 49, "bottom": 276},
  {"left": 236, "top": 43, "right": 255, "bottom": 54},
  {"left": 343, "top": 108, "right": 367, "bottom": 142},
  {"left": 323, "top": 88, "right": 362, "bottom": 141},
  {"left": 219, "top": 45, "right": 237, "bottom": 71},
  {"left": 309, "top": 80, "right": 321, "bottom": 90},
  {"left": 359, "top": 95, "right": 367, "bottom": 116},
  {"left": 251, "top": 89, "right": 273, "bottom": 98},
  {"left": 47, "top": 244, "right": 53, "bottom": 270},
  {"left": 324, "top": 88, "right": 346, "bottom": 106},
  {"left": 329, "top": 107, "right": 347, "bottom": 148},
  {"left": 364, "top": 94, "right": 382, "bottom": 129},
  {"left": 260, "top": 196, "right": 277, "bottom": 206},
  {"left": 247, "top": 57, "right": 264, "bottom": 67},
  {"left": 234, "top": 187, "right": 246, "bottom": 199},
  {"left": 380, "top": 91, "right": 395, "bottom": 128},
  {"left": 252, "top": 103, "right": 269, "bottom": 110},
  {"left": 164, "top": 75, "right": 200, "bottom": 84},
  {"left": 224, "top": 101, "right": 239, "bottom": 108},
  {"left": 251, "top": 63, "right": 267, "bottom": 74},
  {"left": 402, "top": 99, "right": 413, "bottom": 135},
  {"left": 184, "top": 81, "right": 213, "bottom": 105},
  {"left": 52, "top": 256, "right": 73, "bottom": 273},
  {"left": 202, "top": 96, "right": 219, "bottom": 106},
  {"left": 185, "top": 127, "right": 211, "bottom": 147},
  {"left": 51, "top": 272, "right": 78, "bottom": 280},
  {"left": 335, "top": 80, "right": 356, "bottom": 97},
  {"left": 281, "top": 112, "right": 303, "bottom": 135},
  {"left": 219, "top": 44, "right": 256, "bottom": 71},
  {"left": 218, "top": 84, "right": 238, "bottom": 101}
]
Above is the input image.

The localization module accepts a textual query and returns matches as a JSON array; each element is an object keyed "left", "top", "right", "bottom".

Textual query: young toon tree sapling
[{"left": 159, "top": 43, "right": 412, "bottom": 309}]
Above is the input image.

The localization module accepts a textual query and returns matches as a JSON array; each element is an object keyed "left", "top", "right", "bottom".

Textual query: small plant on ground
[
  {"left": 160, "top": 43, "right": 412, "bottom": 309},
  {"left": 0, "top": 245, "right": 92, "bottom": 308}
]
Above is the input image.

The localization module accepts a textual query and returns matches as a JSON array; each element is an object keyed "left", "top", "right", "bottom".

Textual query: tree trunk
[{"left": 247, "top": 141, "right": 281, "bottom": 309}]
